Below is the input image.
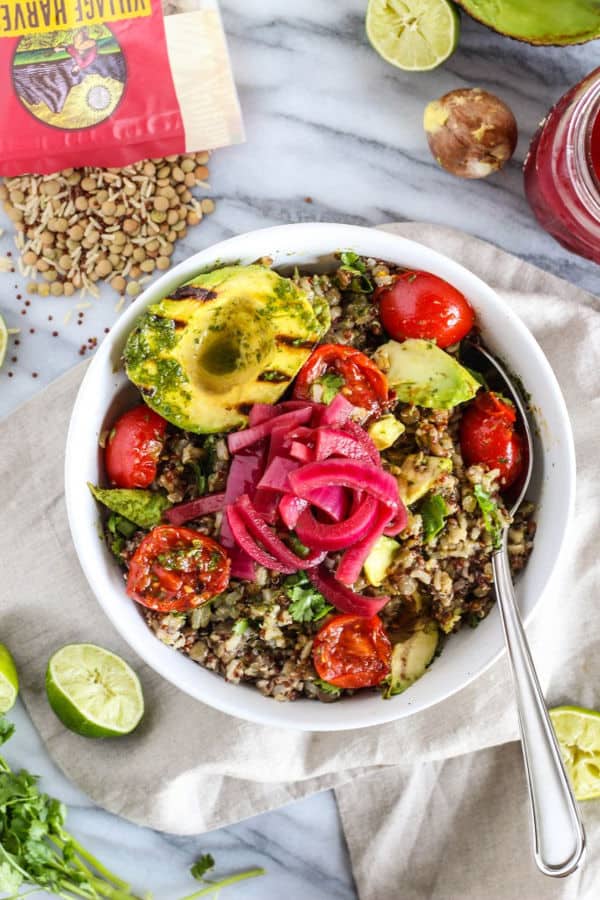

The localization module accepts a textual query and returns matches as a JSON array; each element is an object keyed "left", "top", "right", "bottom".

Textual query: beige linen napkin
[
  {"left": 334, "top": 223, "right": 600, "bottom": 900},
  {"left": 0, "top": 223, "right": 598, "bottom": 897}
]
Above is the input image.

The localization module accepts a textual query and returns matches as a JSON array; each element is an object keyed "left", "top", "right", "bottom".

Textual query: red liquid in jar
[
  {"left": 588, "top": 108, "right": 600, "bottom": 185},
  {"left": 524, "top": 68, "right": 600, "bottom": 264}
]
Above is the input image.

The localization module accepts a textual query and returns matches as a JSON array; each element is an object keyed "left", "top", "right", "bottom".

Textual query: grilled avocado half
[{"left": 124, "top": 265, "right": 329, "bottom": 433}]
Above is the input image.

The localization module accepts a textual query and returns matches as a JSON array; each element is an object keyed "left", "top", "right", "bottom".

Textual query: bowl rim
[{"left": 65, "top": 222, "right": 576, "bottom": 732}]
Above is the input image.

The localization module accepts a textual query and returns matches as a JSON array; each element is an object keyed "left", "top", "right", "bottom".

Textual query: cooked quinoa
[{"left": 107, "top": 255, "right": 535, "bottom": 702}]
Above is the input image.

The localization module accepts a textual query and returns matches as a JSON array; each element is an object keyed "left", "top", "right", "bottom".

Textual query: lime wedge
[
  {"left": 366, "top": 0, "right": 460, "bottom": 72},
  {"left": 550, "top": 705, "right": 600, "bottom": 800},
  {"left": 0, "top": 644, "right": 19, "bottom": 713},
  {"left": 0, "top": 314, "right": 8, "bottom": 370},
  {"left": 46, "top": 644, "right": 144, "bottom": 738}
]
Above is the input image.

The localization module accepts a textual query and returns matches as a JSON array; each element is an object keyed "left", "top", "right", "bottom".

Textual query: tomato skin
[
  {"left": 127, "top": 525, "right": 231, "bottom": 612},
  {"left": 459, "top": 392, "right": 524, "bottom": 488},
  {"left": 105, "top": 405, "right": 167, "bottom": 489},
  {"left": 293, "top": 344, "right": 389, "bottom": 416},
  {"left": 313, "top": 614, "right": 392, "bottom": 689},
  {"left": 375, "top": 271, "right": 475, "bottom": 348}
]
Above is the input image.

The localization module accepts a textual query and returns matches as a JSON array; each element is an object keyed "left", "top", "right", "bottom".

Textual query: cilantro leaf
[
  {"left": 189, "top": 461, "right": 207, "bottom": 496},
  {"left": 420, "top": 494, "right": 449, "bottom": 543},
  {"left": 284, "top": 573, "right": 333, "bottom": 623},
  {"left": 0, "top": 860, "right": 23, "bottom": 892},
  {"left": 338, "top": 251, "right": 373, "bottom": 293},
  {"left": 232, "top": 619, "right": 248, "bottom": 636},
  {"left": 313, "top": 678, "right": 341, "bottom": 697},
  {"left": 473, "top": 484, "right": 504, "bottom": 549},
  {"left": 316, "top": 372, "right": 345, "bottom": 405},
  {"left": 191, "top": 853, "right": 215, "bottom": 880},
  {"left": 0, "top": 717, "right": 15, "bottom": 747}
]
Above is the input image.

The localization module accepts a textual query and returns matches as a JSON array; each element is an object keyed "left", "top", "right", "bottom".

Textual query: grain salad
[{"left": 90, "top": 253, "right": 535, "bottom": 703}]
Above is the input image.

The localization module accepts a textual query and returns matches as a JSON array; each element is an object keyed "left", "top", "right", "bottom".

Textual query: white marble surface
[{"left": 1, "top": 1, "right": 600, "bottom": 897}]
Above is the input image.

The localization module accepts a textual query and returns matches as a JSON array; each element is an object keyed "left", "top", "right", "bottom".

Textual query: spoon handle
[{"left": 492, "top": 541, "right": 585, "bottom": 877}]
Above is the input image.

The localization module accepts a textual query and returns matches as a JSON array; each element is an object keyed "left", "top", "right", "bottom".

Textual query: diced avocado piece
[
  {"left": 455, "top": 0, "right": 600, "bottom": 46},
  {"left": 124, "top": 265, "right": 329, "bottom": 434},
  {"left": 373, "top": 339, "right": 480, "bottom": 409},
  {"left": 386, "top": 622, "right": 439, "bottom": 697},
  {"left": 363, "top": 535, "right": 400, "bottom": 587},
  {"left": 395, "top": 453, "right": 452, "bottom": 506},
  {"left": 368, "top": 414, "right": 405, "bottom": 451},
  {"left": 88, "top": 484, "right": 170, "bottom": 528}
]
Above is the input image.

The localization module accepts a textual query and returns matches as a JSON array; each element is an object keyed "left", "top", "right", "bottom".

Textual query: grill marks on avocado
[
  {"left": 276, "top": 335, "right": 316, "bottom": 350},
  {"left": 170, "top": 286, "right": 218, "bottom": 301}
]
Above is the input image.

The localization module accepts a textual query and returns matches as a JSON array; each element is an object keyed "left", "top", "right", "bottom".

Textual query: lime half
[
  {"left": 366, "top": 0, "right": 460, "bottom": 72},
  {"left": 0, "top": 314, "right": 8, "bottom": 370},
  {"left": 550, "top": 705, "right": 600, "bottom": 800},
  {"left": 46, "top": 644, "right": 144, "bottom": 738},
  {"left": 0, "top": 644, "right": 19, "bottom": 713}
]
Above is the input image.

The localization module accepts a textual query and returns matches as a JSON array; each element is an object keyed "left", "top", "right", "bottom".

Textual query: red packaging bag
[{"left": 0, "top": 0, "right": 243, "bottom": 175}]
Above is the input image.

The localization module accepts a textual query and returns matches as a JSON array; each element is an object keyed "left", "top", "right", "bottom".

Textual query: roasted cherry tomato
[
  {"left": 312, "top": 614, "right": 392, "bottom": 689},
  {"left": 293, "top": 344, "right": 389, "bottom": 415},
  {"left": 127, "top": 525, "right": 231, "bottom": 612},
  {"left": 459, "top": 391, "right": 525, "bottom": 489},
  {"left": 105, "top": 405, "right": 167, "bottom": 489},
  {"left": 375, "top": 271, "right": 475, "bottom": 348}
]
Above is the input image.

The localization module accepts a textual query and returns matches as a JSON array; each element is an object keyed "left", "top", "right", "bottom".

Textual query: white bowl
[{"left": 65, "top": 223, "right": 575, "bottom": 732}]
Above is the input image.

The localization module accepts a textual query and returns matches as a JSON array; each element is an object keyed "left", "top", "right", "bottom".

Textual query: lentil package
[{"left": 0, "top": 0, "right": 243, "bottom": 175}]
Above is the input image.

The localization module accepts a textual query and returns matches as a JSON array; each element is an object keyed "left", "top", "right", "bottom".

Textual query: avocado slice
[
  {"left": 455, "top": 0, "right": 600, "bottom": 45},
  {"left": 395, "top": 452, "right": 452, "bottom": 506},
  {"left": 363, "top": 535, "right": 400, "bottom": 586},
  {"left": 373, "top": 339, "right": 479, "bottom": 409},
  {"left": 385, "top": 622, "right": 439, "bottom": 697},
  {"left": 368, "top": 414, "right": 405, "bottom": 451},
  {"left": 88, "top": 484, "right": 170, "bottom": 528},
  {"left": 124, "top": 265, "right": 328, "bottom": 434}
]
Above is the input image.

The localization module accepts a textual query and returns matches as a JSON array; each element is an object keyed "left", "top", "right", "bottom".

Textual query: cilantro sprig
[
  {"left": 473, "top": 484, "right": 504, "bottom": 549},
  {"left": 0, "top": 718, "right": 141, "bottom": 899},
  {"left": 420, "top": 494, "right": 449, "bottom": 543},
  {"left": 283, "top": 572, "right": 333, "bottom": 623},
  {"left": 0, "top": 716, "right": 265, "bottom": 899},
  {"left": 338, "top": 251, "right": 374, "bottom": 293}
]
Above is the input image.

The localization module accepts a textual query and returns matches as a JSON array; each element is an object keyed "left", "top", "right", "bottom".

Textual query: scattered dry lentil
[{"left": 2, "top": 151, "right": 214, "bottom": 298}]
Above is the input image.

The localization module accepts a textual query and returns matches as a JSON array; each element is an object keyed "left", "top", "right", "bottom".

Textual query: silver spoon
[{"left": 462, "top": 341, "right": 585, "bottom": 878}]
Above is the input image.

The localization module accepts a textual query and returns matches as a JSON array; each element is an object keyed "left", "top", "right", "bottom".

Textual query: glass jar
[{"left": 524, "top": 68, "right": 600, "bottom": 263}]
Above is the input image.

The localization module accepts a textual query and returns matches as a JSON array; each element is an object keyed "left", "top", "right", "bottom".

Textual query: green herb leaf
[
  {"left": 340, "top": 251, "right": 366, "bottom": 272},
  {"left": 420, "top": 494, "right": 449, "bottom": 543},
  {"left": 339, "top": 251, "right": 373, "bottom": 293},
  {"left": 0, "top": 860, "right": 22, "bottom": 892},
  {"left": 191, "top": 853, "right": 215, "bottom": 880},
  {"left": 473, "top": 484, "right": 504, "bottom": 549},
  {"left": 283, "top": 572, "right": 333, "bottom": 623},
  {"left": 232, "top": 619, "right": 248, "bottom": 636},
  {"left": 313, "top": 678, "right": 341, "bottom": 697},
  {"left": 316, "top": 372, "right": 345, "bottom": 405},
  {"left": 0, "top": 715, "right": 143, "bottom": 897},
  {"left": 0, "top": 718, "right": 15, "bottom": 747},
  {"left": 89, "top": 483, "right": 171, "bottom": 528},
  {"left": 189, "top": 461, "right": 207, "bottom": 496},
  {"left": 288, "top": 534, "right": 310, "bottom": 559}
]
